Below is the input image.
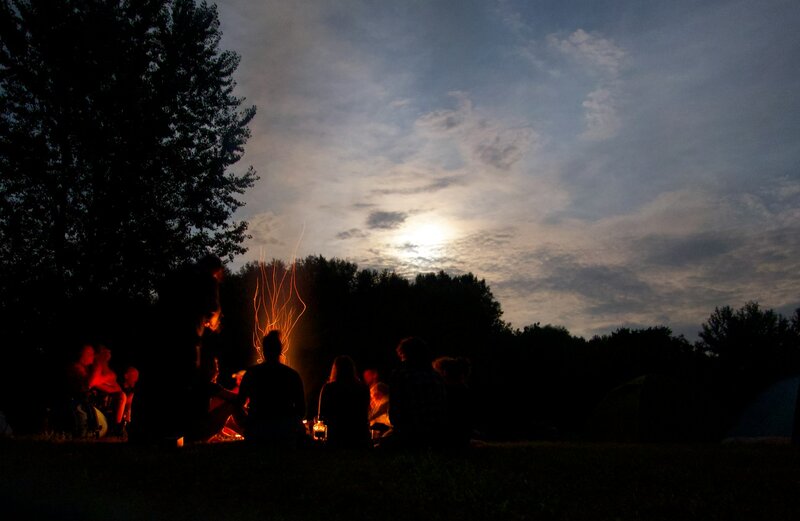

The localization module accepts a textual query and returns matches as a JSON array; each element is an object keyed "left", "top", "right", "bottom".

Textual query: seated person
[
  {"left": 369, "top": 382, "right": 391, "bottom": 434},
  {"left": 238, "top": 331, "right": 305, "bottom": 446},
  {"left": 121, "top": 366, "right": 139, "bottom": 424},
  {"left": 386, "top": 337, "right": 447, "bottom": 448},
  {"left": 198, "top": 356, "right": 245, "bottom": 441},
  {"left": 318, "top": 356, "right": 371, "bottom": 448},
  {"left": 57, "top": 343, "right": 101, "bottom": 437},
  {"left": 90, "top": 345, "right": 127, "bottom": 436},
  {"left": 364, "top": 368, "right": 391, "bottom": 437}
]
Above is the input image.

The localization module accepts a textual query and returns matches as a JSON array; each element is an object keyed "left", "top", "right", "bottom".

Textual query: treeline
[
  {"left": 2, "top": 254, "right": 799, "bottom": 440},
  {"left": 217, "top": 256, "right": 800, "bottom": 441}
]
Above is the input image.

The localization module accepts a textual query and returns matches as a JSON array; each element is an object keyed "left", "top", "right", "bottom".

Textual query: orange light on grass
[{"left": 252, "top": 255, "right": 307, "bottom": 366}]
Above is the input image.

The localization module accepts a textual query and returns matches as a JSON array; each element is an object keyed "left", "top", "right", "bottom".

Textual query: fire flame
[{"left": 252, "top": 255, "right": 307, "bottom": 366}]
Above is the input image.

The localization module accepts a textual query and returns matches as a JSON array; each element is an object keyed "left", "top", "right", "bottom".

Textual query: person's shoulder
[
  {"left": 242, "top": 363, "right": 264, "bottom": 379},
  {"left": 280, "top": 363, "right": 302, "bottom": 378}
]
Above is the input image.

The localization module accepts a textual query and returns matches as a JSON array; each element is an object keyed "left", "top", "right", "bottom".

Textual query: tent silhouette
[
  {"left": 587, "top": 374, "right": 716, "bottom": 442},
  {"left": 725, "top": 375, "right": 800, "bottom": 443}
]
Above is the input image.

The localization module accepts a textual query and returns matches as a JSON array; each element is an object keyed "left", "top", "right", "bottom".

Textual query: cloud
[
  {"left": 416, "top": 91, "right": 472, "bottom": 133},
  {"left": 549, "top": 29, "right": 627, "bottom": 141},
  {"left": 415, "top": 92, "right": 538, "bottom": 170},
  {"left": 218, "top": 1, "right": 800, "bottom": 341},
  {"left": 474, "top": 125, "right": 537, "bottom": 170},
  {"left": 371, "top": 175, "right": 464, "bottom": 196},
  {"left": 336, "top": 228, "right": 369, "bottom": 240},
  {"left": 634, "top": 232, "right": 740, "bottom": 267},
  {"left": 245, "top": 211, "right": 284, "bottom": 247},
  {"left": 549, "top": 29, "right": 627, "bottom": 77},
  {"left": 366, "top": 211, "right": 408, "bottom": 230},
  {"left": 581, "top": 88, "right": 620, "bottom": 141}
]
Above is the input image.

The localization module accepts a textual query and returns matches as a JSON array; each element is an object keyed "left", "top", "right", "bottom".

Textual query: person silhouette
[
  {"left": 130, "top": 254, "right": 224, "bottom": 444},
  {"left": 386, "top": 337, "right": 447, "bottom": 448},
  {"left": 318, "top": 356, "right": 370, "bottom": 448},
  {"left": 238, "top": 331, "right": 305, "bottom": 446}
]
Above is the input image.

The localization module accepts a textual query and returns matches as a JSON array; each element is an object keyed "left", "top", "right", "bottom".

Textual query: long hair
[{"left": 328, "top": 355, "right": 359, "bottom": 383}]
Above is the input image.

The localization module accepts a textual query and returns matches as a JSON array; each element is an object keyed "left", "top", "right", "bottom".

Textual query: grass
[{"left": 1, "top": 439, "right": 799, "bottom": 520}]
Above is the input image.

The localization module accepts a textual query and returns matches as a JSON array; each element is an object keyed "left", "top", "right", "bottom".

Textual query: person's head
[
  {"left": 363, "top": 368, "right": 379, "bottom": 387},
  {"left": 197, "top": 254, "right": 224, "bottom": 282},
  {"left": 371, "top": 382, "right": 389, "bottom": 401},
  {"left": 123, "top": 366, "right": 140, "bottom": 387},
  {"left": 95, "top": 345, "right": 111, "bottom": 365},
  {"left": 262, "top": 330, "right": 283, "bottom": 361},
  {"left": 396, "top": 337, "right": 432, "bottom": 367},
  {"left": 433, "top": 356, "right": 471, "bottom": 384},
  {"left": 77, "top": 344, "right": 95, "bottom": 367},
  {"left": 329, "top": 355, "right": 358, "bottom": 383}
]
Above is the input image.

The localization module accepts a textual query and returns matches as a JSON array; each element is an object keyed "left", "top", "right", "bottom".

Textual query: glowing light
[
  {"left": 395, "top": 219, "right": 454, "bottom": 259},
  {"left": 252, "top": 255, "right": 307, "bottom": 366}
]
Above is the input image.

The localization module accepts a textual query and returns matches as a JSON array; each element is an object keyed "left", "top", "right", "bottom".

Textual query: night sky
[{"left": 215, "top": 0, "right": 800, "bottom": 338}]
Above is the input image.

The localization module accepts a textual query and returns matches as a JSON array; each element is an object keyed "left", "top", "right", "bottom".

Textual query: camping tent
[
  {"left": 725, "top": 375, "right": 800, "bottom": 443},
  {"left": 587, "top": 374, "right": 717, "bottom": 442}
]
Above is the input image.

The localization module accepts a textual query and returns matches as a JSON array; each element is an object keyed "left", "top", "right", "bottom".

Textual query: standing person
[
  {"left": 318, "top": 356, "right": 370, "bottom": 448},
  {"left": 387, "top": 337, "right": 447, "bottom": 448},
  {"left": 238, "top": 331, "right": 305, "bottom": 446},
  {"left": 131, "top": 254, "right": 224, "bottom": 444}
]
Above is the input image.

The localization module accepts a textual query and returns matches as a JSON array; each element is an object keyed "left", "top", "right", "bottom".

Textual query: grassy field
[{"left": 1, "top": 439, "right": 799, "bottom": 520}]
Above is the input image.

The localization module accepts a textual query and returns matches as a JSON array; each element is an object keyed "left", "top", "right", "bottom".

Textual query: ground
[{"left": 1, "top": 440, "right": 798, "bottom": 520}]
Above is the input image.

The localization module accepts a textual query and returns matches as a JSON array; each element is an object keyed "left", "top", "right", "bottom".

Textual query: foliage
[
  {"left": 0, "top": 0, "right": 256, "bottom": 310},
  {"left": 697, "top": 302, "right": 800, "bottom": 381},
  {"left": 695, "top": 302, "right": 800, "bottom": 423}
]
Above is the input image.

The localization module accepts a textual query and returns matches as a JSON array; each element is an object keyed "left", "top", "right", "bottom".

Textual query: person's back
[
  {"left": 241, "top": 361, "right": 304, "bottom": 424},
  {"left": 319, "top": 363, "right": 370, "bottom": 449},
  {"left": 388, "top": 338, "right": 447, "bottom": 447},
  {"left": 239, "top": 331, "right": 305, "bottom": 445}
]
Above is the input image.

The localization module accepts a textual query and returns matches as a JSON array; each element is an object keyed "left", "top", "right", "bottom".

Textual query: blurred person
[
  {"left": 121, "top": 366, "right": 139, "bottom": 424},
  {"left": 386, "top": 337, "right": 447, "bottom": 448},
  {"left": 91, "top": 345, "right": 127, "bottom": 434},
  {"left": 57, "top": 343, "right": 101, "bottom": 437},
  {"left": 363, "top": 367, "right": 390, "bottom": 427}
]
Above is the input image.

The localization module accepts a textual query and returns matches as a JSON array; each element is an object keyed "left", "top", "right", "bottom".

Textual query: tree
[
  {"left": 698, "top": 302, "right": 800, "bottom": 384},
  {"left": 0, "top": 0, "right": 256, "bottom": 312}
]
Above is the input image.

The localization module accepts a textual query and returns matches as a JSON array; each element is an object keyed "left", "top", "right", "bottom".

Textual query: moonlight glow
[{"left": 395, "top": 219, "right": 454, "bottom": 260}]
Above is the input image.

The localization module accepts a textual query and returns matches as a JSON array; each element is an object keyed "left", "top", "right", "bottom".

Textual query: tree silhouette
[
  {"left": 0, "top": 0, "right": 256, "bottom": 311},
  {"left": 0, "top": 1, "right": 256, "bottom": 430},
  {"left": 697, "top": 301, "right": 800, "bottom": 413},
  {"left": 698, "top": 302, "right": 799, "bottom": 379}
]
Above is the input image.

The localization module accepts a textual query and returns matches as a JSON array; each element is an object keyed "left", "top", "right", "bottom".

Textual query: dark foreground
[{"left": 1, "top": 439, "right": 798, "bottom": 521}]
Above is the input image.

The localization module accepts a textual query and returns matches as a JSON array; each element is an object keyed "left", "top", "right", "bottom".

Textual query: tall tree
[{"left": 0, "top": 0, "right": 256, "bottom": 311}]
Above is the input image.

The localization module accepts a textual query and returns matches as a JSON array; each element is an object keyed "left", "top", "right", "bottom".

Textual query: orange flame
[{"left": 252, "top": 256, "right": 306, "bottom": 366}]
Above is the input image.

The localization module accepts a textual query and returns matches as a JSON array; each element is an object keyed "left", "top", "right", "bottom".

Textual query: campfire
[{"left": 251, "top": 256, "right": 307, "bottom": 366}]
